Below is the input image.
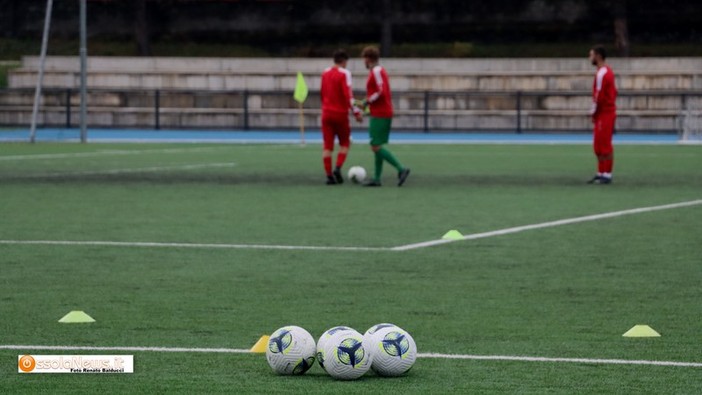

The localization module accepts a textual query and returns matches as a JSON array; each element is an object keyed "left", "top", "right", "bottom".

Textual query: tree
[
  {"left": 612, "top": 0, "right": 629, "bottom": 56},
  {"left": 0, "top": 0, "right": 20, "bottom": 38},
  {"left": 380, "top": 0, "right": 392, "bottom": 57},
  {"left": 133, "top": 0, "right": 151, "bottom": 56}
]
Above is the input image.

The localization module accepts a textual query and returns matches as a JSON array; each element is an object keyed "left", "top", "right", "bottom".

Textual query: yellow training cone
[
  {"left": 58, "top": 310, "right": 95, "bottom": 323},
  {"left": 442, "top": 230, "right": 464, "bottom": 240},
  {"left": 250, "top": 335, "right": 270, "bottom": 353},
  {"left": 622, "top": 325, "right": 660, "bottom": 337}
]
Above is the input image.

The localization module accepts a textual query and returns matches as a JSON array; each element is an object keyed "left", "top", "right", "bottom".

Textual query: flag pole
[
  {"left": 293, "top": 71, "right": 308, "bottom": 147},
  {"left": 79, "top": 0, "right": 88, "bottom": 143},
  {"left": 299, "top": 102, "right": 305, "bottom": 146},
  {"left": 29, "top": 0, "right": 54, "bottom": 143}
]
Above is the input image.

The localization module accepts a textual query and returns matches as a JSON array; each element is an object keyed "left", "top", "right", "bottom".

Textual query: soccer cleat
[
  {"left": 363, "top": 180, "right": 382, "bottom": 187},
  {"left": 326, "top": 175, "right": 337, "bottom": 185},
  {"left": 597, "top": 177, "right": 612, "bottom": 184},
  {"left": 398, "top": 168, "right": 411, "bottom": 186},
  {"left": 333, "top": 167, "right": 344, "bottom": 184},
  {"left": 587, "top": 175, "right": 601, "bottom": 184}
]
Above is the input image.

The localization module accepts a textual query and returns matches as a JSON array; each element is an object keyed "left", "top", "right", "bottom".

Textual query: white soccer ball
[
  {"left": 316, "top": 326, "right": 355, "bottom": 372},
  {"left": 347, "top": 166, "right": 367, "bottom": 184},
  {"left": 266, "top": 325, "right": 316, "bottom": 375},
  {"left": 363, "top": 323, "right": 417, "bottom": 377},
  {"left": 320, "top": 328, "right": 372, "bottom": 380}
]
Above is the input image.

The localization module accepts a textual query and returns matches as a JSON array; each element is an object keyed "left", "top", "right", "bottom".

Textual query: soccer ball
[
  {"left": 266, "top": 325, "right": 316, "bottom": 375},
  {"left": 316, "top": 326, "right": 354, "bottom": 371},
  {"left": 362, "top": 323, "right": 417, "bottom": 377},
  {"left": 347, "top": 166, "right": 367, "bottom": 184},
  {"left": 320, "top": 328, "right": 372, "bottom": 380}
]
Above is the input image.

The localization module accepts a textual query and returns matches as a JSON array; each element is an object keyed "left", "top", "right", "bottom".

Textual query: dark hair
[
  {"left": 361, "top": 46, "right": 380, "bottom": 61},
  {"left": 333, "top": 49, "right": 349, "bottom": 64},
  {"left": 591, "top": 45, "right": 607, "bottom": 60}
]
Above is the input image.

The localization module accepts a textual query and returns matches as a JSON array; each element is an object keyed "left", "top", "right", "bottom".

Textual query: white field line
[
  {"left": 1, "top": 345, "right": 700, "bottom": 368},
  {"left": 21, "top": 162, "right": 237, "bottom": 178},
  {"left": 0, "top": 239, "right": 386, "bottom": 252},
  {"left": 0, "top": 146, "right": 226, "bottom": 161},
  {"left": 392, "top": 199, "right": 702, "bottom": 251},
  {"left": 43, "top": 139, "right": 679, "bottom": 146},
  {"left": 1, "top": 199, "right": 699, "bottom": 253},
  {"left": 417, "top": 352, "right": 702, "bottom": 368},
  {"left": 0, "top": 345, "right": 250, "bottom": 354}
]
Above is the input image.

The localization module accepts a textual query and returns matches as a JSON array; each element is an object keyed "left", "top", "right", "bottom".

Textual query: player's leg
[
  {"left": 588, "top": 117, "right": 605, "bottom": 183},
  {"left": 321, "top": 115, "right": 337, "bottom": 185},
  {"left": 333, "top": 116, "right": 351, "bottom": 184},
  {"left": 376, "top": 118, "right": 410, "bottom": 186},
  {"left": 599, "top": 114, "right": 616, "bottom": 183},
  {"left": 369, "top": 145, "right": 383, "bottom": 186},
  {"left": 366, "top": 117, "right": 409, "bottom": 186},
  {"left": 365, "top": 117, "right": 385, "bottom": 186},
  {"left": 374, "top": 118, "right": 402, "bottom": 170},
  {"left": 590, "top": 115, "right": 614, "bottom": 184}
]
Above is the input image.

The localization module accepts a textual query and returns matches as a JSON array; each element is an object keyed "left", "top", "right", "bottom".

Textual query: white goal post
[
  {"left": 680, "top": 109, "right": 702, "bottom": 144},
  {"left": 29, "top": 0, "right": 88, "bottom": 144}
]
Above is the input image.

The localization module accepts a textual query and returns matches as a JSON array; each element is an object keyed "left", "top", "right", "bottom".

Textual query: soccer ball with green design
[
  {"left": 320, "top": 328, "right": 372, "bottom": 380},
  {"left": 362, "top": 323, "right": 417, "bottom": 376}
]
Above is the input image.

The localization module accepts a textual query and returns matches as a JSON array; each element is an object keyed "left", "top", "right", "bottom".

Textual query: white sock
[{"left": 602, "top": 172, "right": 612, "bottom": 179}]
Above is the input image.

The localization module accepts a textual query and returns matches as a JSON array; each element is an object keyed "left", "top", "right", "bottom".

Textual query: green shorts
[{"left": 369, "top": 117, "right": 392, "bottom": 146}]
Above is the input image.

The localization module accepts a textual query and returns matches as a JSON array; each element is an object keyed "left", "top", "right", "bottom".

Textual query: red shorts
[
  {"left": 593, "top": 113, "right": 616, "bottom": 156},
  {"left": 321, "top": 112, "right": 351, "bottom": 151}
]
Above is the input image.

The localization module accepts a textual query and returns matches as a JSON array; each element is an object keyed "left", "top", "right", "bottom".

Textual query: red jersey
[
  {"left": 366, "top": 65, "right": 393, "bottom": 118},
  {"left": 592, "top": 65, "right": 617, "bottom": 116},
  {"left": 320, "top": 66, "right": 356, "bottom": 116}
]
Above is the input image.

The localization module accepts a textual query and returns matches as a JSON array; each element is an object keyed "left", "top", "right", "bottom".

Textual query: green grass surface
[{"left": 1, "top": 143, "right": 701, "bottom": 393}]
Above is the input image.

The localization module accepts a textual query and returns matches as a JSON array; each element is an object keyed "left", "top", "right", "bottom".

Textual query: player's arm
[
  {"left": 591, "top": 68, "right": 608, "bottom": 117},
  {"left": 343, "top": 72, "right": 360, "bottom": 115},
  {"left": 320, "top": 76, "right": 325, "bottom": 104},
  {"left": 367, "top": 66, "right": 384, "bottom": 104},
  {"left": 344, "top": 77, "right": 363, "bottom": 122},
  {"left": 591, "top": 91, "right": 600, "bottom": 117}
]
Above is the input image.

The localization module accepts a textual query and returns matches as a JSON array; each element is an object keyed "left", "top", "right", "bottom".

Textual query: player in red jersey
[
  {"left": 320, "top": 49, "right": 363, "bottom": 185},
  {"left": 357, "top": 46, "right": 410, "bottom": 187},
  {"left": 587, "top": 45, "right": 618, "bottom": 184}
]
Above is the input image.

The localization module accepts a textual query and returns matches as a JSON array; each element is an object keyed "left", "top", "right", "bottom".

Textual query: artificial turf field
[{"left": 1, "top": 141, "right": 701, "bottom": 393}]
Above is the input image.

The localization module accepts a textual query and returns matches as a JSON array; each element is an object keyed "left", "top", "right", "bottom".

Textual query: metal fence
[{"left": 1, "top": 87, "right": 700, "bottom": 134}]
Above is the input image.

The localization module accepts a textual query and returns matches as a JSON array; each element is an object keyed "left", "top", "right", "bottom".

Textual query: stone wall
[{"left": 3, "top": 56, "right": 701, "bottom": 133}]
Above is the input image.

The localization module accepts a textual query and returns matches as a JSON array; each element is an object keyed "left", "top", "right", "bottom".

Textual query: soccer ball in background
[
  {"left": 316, "top": 326, "right": 354, "bottom": 371},
  {"left": 363, "top": 323, "right": 417, "bottom": 377},
  {"left": 347, "top": 166, "right": 367, "bottom": 184},
  {"left": 266, "top": 325, "right": 317, "bottom": 375},
  {"left": 320, "top": 328, "right": 372, "bottom": 380}
]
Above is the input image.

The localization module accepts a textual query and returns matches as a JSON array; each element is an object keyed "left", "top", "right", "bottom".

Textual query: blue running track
[{"left": 0, "top": 128, "right": 680, "bottom": 145}]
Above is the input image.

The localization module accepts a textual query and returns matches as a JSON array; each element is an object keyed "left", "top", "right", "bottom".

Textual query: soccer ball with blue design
[
  {"left": 362, "top": 323, "right": 417, "bottom": 376},
  {"left": 316, "top": 326, "right": 355, "bottom": 372},
  {"left": 320, "top": 328, "right": 372, "bottom": 380},
  {"left": 265, "top": 325, "right": 316, "bottom": 375}
]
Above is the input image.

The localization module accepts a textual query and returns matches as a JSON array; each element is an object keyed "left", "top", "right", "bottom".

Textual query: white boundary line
[
  {"left": 0, "top": 240, "right": 387, "bottom": 252},
  {"left": 20, "top": 162, "right": 237, "bottom": 178},
  {"left": 0, "top": 345, "right": 250, "bottom": 354},
  {"left": 0, "top": 199, "right": 699, "bottom": 253},
  {"left": 0, "top": 146, "right": 226, "bottom": 161},
  {"left": 1, "top": 345, "right": 700, "bottom": 368},
  {"left": 26, "top": 139, "right": 681, "bottom": 146},
  {"left": 392, "top": 199, "right": 702, "bottom": 251},
  {"left": 0, "top": 137, "right": 681, "bottom": 146},
  {"left": 418, "top": 352, "right": 702, "bottom": 368}
]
